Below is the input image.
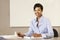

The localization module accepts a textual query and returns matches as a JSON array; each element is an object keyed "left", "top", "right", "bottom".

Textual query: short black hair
[{"left": 33, "top": 3, "right": 43, "bottom": 11}]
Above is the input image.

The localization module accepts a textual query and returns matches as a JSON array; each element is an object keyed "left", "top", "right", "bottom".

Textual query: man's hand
[
  {"left": 17, "top": 32, "right": 25, "bottom": 38},
  {"left": 32, "top": 33, "right": 42, "bottom": 37}
]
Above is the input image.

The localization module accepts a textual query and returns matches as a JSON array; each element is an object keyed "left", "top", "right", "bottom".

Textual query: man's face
[{"left": 34, "top": 7, "right": 42, "bottom": 17}]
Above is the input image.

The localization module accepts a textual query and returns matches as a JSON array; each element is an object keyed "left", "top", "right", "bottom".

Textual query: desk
[
  {"left": 7, "top": 37, "right": 60, "bottom": 40},
  {"left": 5, "top": 37, "right": 60, "bottom": 40},
  {"left": 0, "top": 35, "right": 59, "bottom": 40}
]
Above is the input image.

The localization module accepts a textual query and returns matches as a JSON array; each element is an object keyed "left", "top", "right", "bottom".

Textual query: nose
[{"left": 35, "top": 11, "right": 39, "bottom": 13}]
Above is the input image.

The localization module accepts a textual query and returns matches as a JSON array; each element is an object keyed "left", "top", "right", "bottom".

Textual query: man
[{"left": 17, "top": 3, "right": 54, "bottom": 38}]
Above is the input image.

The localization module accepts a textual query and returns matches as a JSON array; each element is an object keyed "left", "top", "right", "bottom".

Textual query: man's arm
[
  {"left": 17, "top": 20, "right": 34, "bottom": 37},
  {"left": 41, "top": 19, "right": 54, "bottom": 38},
  {"left": 24, "top": 21, "right": 34, "bottom": 37}
]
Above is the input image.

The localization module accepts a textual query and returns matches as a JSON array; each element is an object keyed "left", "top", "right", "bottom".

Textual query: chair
[{"left": 53, "top": 28, "right": 58, "bottom": 37}]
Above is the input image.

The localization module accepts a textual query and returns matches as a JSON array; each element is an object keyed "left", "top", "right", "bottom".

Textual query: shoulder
[
  {"left": 42, "top": 16, "right": 50, "bottom": 22},
  {"left": 40, "top": 16, "right": 51, "bottom": 25},
  {"left": 30, "top": 17, "right": 36, "bottom": 23}
]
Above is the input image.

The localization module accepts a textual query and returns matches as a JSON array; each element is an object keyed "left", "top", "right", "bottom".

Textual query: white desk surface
[{"left": 0, "top": 35, "right": 59, "bottom": 40}]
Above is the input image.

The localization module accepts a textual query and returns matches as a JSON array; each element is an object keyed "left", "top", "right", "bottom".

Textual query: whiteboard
[{"left": 10, "top": 0, "right": 60, "bottom": 27}]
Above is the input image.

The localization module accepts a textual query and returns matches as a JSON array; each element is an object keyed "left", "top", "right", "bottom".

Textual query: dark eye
[
  {"left": 34, "top": 10, "right": 36, "bottom": 11},
  {"left": 38, "top": 9, "right": 41, "bottom": 11}
]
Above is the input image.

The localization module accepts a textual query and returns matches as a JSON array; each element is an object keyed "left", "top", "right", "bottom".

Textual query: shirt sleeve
[
  {"left": 24, "top": 21, "right": 34, "bottom": 37},
  {"left": 41, "top": 19, "right": 54, "bottom": 38}
]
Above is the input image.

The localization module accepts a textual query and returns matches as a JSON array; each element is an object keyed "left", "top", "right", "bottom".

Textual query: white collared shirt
[{"left": 25, "top": 16, "right": 54, "bottom": 38}]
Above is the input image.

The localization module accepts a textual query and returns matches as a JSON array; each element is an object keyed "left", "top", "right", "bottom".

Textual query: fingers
[
  {"left": 32, "top": 33, "right": 42, "bottom": 37},
  {"left": 17, "top": 32, "right": 21, "bottom": 37},
  {"left": 17, "top": 32, "right": 25, "bottom": 38}
]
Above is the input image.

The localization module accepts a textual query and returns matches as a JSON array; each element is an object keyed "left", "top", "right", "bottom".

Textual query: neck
[
  {"left": 37, "top": 15, "right": 42, "bottom": 19},
  {"left": 36, "top": 15, "right": 42, "bottom": 22}
]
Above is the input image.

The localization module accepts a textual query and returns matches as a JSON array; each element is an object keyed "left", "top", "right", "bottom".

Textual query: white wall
[{"left": 10, "top": 0, "right": 60, "bottom": 27}]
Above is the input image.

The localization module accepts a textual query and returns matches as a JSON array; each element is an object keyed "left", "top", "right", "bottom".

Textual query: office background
[
  {"left": 0, "top": 0, "right": 60, "bottom": 37},
  {"left": 10, "top": 0, "right": 60, "bottom": 27}
]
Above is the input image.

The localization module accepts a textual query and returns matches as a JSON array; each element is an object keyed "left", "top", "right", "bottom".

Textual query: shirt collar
[{"left": 35, "top": 16, "right": 44, "bottom": 22}]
